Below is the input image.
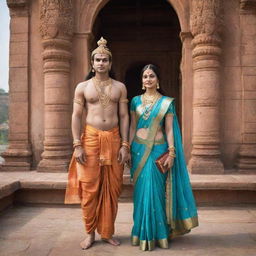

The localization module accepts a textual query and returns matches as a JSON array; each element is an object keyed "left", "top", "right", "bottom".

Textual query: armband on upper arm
[
  {"left": 73, "top": 98, "right": 84, "bottom": 106},
  {"left": 119, "top": 98, "right": 129, "bottom": 103}
]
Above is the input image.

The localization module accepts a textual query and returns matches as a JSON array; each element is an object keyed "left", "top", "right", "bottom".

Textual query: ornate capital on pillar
[
  {"left": 188, "top": 0, "right": 224, "bottom": 174},
  {"left": 38, "top": 0, "right": 74, "bottom": 172},
  {"left": 7, "top": 0, "right": 29, "bottom": 16},
  {"left": 190, "top": 0, "right": 223, "bottom": 61},
  {"left": 7, "top": 0, "right": 28, "bottom": 8},
  {"left": 190, "top": 0, "right": 223, "bottom": 37},
  {"left": 240, "top": 0, "right": 256, "bottom": 13},
  {"left": 40, "top": 0, "right": 73, "bottom": 40}
]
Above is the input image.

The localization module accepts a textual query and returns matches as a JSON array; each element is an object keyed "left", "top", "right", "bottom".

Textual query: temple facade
[{"left": 2, "top": 0, "right": 256, "bottom": 174}]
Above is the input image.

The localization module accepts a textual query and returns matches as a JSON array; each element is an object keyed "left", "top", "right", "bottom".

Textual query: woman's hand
[
  {"left": 118, "top": 146, "right": 130, "bottom": 165},
  {"left": 163, "top": 155, "right": 174, "bottom": 170},
  {"left": 74, "top": 146, "right": 86, "bottom": 165}
]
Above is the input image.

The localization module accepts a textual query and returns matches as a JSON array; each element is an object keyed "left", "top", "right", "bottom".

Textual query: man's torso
[{"left": 82, "top": 78, "right": 122, "bottom": 131}]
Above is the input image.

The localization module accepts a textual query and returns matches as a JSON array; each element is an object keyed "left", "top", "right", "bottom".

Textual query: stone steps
[{"left": 0, "top": 171, "right": 256, "bottom": 212}]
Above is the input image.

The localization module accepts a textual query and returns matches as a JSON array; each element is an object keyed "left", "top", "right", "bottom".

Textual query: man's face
[{"left": 92, "top": 54, "right": 111, "bottom": 74}]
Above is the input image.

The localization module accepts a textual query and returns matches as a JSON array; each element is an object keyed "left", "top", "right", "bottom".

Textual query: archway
[{"left": 92, "top": 0, "right": 182, "bottom": 117}]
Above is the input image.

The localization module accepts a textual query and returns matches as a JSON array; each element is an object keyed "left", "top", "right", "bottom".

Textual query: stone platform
[
  {"left": 0, "top": 204, "right": 256, "bottom": 256},
  {"left": 0, "top": 171, "right": 256, "bottom": 211}
]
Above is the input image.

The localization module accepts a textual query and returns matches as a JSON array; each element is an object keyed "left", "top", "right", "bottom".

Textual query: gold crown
[{"left": 91, "top": 37, "right": 112, "bottom": 58}]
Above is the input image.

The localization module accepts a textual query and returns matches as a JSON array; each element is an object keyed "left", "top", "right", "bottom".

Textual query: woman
[{"left": 129, "top": 64, "right": 198, "bottom": 251}]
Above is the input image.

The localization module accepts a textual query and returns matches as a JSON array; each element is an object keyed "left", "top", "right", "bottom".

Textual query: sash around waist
[
  {"left": 83, "top": 124, "right": 120, "bottom": 136},
  {"left": 81, "top": 125, "right": 120, "bottom": 166}
]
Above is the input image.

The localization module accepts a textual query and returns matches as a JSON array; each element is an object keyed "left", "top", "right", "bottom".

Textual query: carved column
[
  {"left": 180, "top": 31, "right": 193, "bottom": 162},
  {"left": 1, "top": 0, "right": 32, "bottom": 171},
  {"left": 236, "top": 0, "right": 256, "bottom": 173},
  {"left": 188, "top": 0, "right": 224, "bottom": 174},
  {"left": 37, "top": 0, "right": 73, "bottom": 172}
]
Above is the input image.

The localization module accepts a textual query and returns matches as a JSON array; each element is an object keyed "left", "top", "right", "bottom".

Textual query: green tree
[{"left": 0, "top": 104, "right": 8, "bottom": 124}]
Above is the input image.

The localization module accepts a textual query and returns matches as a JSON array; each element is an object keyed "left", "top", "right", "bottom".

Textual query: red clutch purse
[{"left": 155, "top": 151, "right": 169, "bottom": 173}]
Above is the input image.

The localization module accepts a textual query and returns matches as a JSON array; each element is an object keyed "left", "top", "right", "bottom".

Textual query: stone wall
[{"left": 2, "top": 0, "right": 256, "bottom": 173}]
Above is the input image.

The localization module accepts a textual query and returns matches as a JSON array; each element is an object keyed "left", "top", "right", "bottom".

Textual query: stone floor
[{"left": 0, "top": 203, "right": 256, "bottom": 256}]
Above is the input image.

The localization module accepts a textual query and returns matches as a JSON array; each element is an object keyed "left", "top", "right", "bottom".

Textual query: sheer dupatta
[{"left": 166, "top": 101, "right": 198, "bottom": 237}]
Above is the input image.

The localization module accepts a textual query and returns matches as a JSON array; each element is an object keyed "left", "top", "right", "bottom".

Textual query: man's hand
[
  {"left": 118, "top": 146, "right": 130, "bottom": 165},
  {"left": 74, "top": 146, "right": 86, "bottom": 165}
]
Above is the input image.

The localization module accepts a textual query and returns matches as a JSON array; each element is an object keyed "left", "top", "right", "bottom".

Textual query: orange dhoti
[{"left": 65, "top": 125, "right": 123, "bottom": 239}]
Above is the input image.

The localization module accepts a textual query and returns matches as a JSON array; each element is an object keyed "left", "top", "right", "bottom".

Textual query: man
[{"left": 65, "top": 37, "right": 129, "bottom": 249}]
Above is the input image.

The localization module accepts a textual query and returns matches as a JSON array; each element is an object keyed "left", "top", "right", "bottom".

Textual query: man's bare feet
[
  {"left": 80, "top": 233, "right": 95, "bottom": 250},
  {"left": 102, "top": 237, "right": 121, "bottom": 246}
]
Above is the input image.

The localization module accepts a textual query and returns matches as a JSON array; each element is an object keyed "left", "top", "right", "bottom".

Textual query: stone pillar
[
  {"left": 188, "top": 0, "right": 224, "bottom": 174},
  {"left": 1, "top": 0, "right": 32, "bottom": 171},
  {"left": 180, "top": 31, "right": 193, "bottom": 162},
  {"left": 71, "top": 32, "right": 93, "bottom": 86},
  {"left": 236, "top": 0, "right": 256, "bottom": 173},
  {"left": 37, "top": 0, "right": 73, "bottom": 172}
]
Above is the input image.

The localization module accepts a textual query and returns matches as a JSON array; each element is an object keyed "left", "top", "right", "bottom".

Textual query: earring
[
  {"left": 142, "top": 84, "right": 146, "bottom": 90},
  {"left": 157, "top": 82, "right": 160, "bottom": 89},
  {"left": 92, "top": 68, "right": 95, "bottom": 73}
]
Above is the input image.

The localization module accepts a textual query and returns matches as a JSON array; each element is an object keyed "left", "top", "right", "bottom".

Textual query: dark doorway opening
[{"left": 93, "top": 0, "right": 181, "bottom": 116}]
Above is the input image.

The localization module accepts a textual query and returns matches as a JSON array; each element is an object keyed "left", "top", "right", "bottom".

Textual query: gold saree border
[
  {"left": 169, "top": 216, "right": 199, "bottom": 239},
  {"left": 133, "top": 97, "right": 173, "bottom": 184},
  {"left": 132, "top": 236, "right": 168, "bottom": 251}
]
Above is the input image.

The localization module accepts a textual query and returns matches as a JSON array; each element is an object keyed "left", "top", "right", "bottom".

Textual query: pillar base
[
  {"left": 0, "top": 148, "right": 32, "bottom": 172},
  {"left": 188, "top": 157, "right": 224, "bottom": 174},
  {"left": 236, "top": 144, "right": 256, "bottom": 174},
  {"left": 37, "top": 158, "right": 70, "bottom": 173}
]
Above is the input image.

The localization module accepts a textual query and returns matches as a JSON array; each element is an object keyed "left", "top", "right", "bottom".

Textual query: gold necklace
[
  {"left": 142, "top": 91, "right": 160, "bottom": 120},
  {"left": 92, "top": 77, "right": 112, "bottom": 108}
]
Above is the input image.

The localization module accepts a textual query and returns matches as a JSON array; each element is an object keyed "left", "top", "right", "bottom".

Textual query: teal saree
[{"left": 130, "top": 95, "right": 198, "bottom": 251}]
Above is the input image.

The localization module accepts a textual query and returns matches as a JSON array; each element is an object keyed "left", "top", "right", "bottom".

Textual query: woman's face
[{"left": 142, "top": 68, "right": 158, "bottom": 90}]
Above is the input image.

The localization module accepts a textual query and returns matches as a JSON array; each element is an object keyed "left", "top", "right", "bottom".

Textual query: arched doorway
[{"left": 92, "top": 0, "right": 182, "bottom": 118}]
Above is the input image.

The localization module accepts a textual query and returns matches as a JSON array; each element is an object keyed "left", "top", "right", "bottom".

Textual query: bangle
[
  {"left": 168, "top": 145, "right": 176, "bottom": 158},
  {"left": 73, "top": 144, "right": 82, "bottom": 149},
  {"left": 73, "top": 98, "right": 84, "bottom": 106},
  {"left": 168, "top": 145, "right": 175, "bottom": 151},
  {"left": 121, "top": 141, "right": 130, "bottom": 150},
  {"left": 73, "top": 139, "right": 82, "bottom": 148}
]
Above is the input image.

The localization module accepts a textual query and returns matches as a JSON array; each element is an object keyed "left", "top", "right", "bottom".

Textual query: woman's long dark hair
[{"left": 85, "top": 55, "right": 116, "bottom": 80}]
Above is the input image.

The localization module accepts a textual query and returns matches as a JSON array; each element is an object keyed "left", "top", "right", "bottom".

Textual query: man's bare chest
[{"left": 84, "top": 85, "right": 120, "bottom": 104}]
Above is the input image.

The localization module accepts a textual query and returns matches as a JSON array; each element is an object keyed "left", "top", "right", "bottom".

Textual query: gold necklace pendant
[
  {"left": 92, "top": 77, "right": 113, "bottom": 108},
  {"left": 142, "top": 92, "right": 160, "bottom": 120}
]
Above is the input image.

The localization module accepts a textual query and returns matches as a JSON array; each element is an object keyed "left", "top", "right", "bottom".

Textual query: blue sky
[{"left": 0, "top": 1, "right": 10, "bottom": 92}]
